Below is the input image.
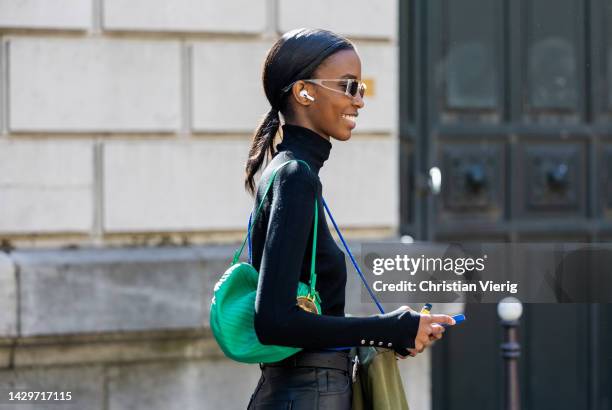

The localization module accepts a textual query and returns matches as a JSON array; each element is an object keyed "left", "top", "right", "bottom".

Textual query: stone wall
[{"left": 0, "top": 0, "right": 399, "bottom": 249}]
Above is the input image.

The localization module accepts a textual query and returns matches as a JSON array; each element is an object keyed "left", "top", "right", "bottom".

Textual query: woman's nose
[{"left": 353, "top": 93, "right": 365, "bottom": 108}]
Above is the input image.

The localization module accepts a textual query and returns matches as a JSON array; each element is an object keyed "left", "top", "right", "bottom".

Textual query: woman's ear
[{"left": 291, "top": 81, "right": 315, "bottom": 106}]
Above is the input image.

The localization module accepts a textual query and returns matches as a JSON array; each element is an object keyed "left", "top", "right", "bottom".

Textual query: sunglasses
[{"left": 283, "top": 79, "right": 367, "bottom": 98}]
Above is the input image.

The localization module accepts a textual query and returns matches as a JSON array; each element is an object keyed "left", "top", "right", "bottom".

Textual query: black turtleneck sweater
[{"left": 251, "top": 124, "right": 420, "bottom": 350}]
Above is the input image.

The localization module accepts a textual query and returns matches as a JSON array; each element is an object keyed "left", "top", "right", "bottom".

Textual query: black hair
[{"left": 244, "top": 28, "right": 354, "bottom": 195}]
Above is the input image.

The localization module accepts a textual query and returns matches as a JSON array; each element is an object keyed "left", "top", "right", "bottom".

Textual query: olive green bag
[
  {"left": 350, "top": 347, "right": 410, "bottom": 410},
  {"left": 209, "top": 159, "right": 321, "bottom": 364}
]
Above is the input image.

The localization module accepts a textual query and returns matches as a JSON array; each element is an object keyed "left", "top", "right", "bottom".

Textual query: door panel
[
  {"left": 524, "top": 0, "right": 584, "bottom": 122},
  {"left": 400, "top": 1, "right": 612, "bottom": 409},
  {"left": 442, "top": 0, "right": 502, "bottom": 120}
]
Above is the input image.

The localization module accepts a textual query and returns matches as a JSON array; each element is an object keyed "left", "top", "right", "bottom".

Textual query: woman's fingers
[
  {"left": 430, "top": 324, "right": 445, "bottom": 340},
  {"left": 411, "top": 312, "right": 455, "bottom": 354},
  {"left": 414, "top": 338, "right": 424, "bottom": 353},
  {"left": 421, "top": 336, "right": 433, "bottom": 350},
  {"left": 416, "top": 333, "right": 431, "bottom": 352},
  {"left": 415, "top": 318, "right": 432, "bottom": 352},
  {"left": 429, "top": 314, "right": 456, "bottom": 327}
]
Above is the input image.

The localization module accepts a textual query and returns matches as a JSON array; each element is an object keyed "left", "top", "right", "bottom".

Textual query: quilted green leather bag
[{"left": 209, "top": 159, "right": 321, "bottom": 364}]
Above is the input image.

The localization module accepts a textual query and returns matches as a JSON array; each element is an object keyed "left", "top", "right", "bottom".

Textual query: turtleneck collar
[{"left": 276, "top": 124, "right": 332, "bottom": 174}]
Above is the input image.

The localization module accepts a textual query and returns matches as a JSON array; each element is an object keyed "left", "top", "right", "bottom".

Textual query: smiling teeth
[{"left": 342, "top": 114, "right": 356, "bottom": 123}]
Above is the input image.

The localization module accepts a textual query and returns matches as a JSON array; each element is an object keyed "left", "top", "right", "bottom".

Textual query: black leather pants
[{"left": 247, "top": 350, "right": 353, "bottom": 410}]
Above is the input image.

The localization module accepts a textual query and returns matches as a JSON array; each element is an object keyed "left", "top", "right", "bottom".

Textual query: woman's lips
[{"left": 341, "top": 114, "right": 357, "bottom": 129}]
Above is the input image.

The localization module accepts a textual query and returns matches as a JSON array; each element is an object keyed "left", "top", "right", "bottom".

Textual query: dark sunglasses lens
[{"left": 348, "top": 81, "right": 359, "bottom": 96}]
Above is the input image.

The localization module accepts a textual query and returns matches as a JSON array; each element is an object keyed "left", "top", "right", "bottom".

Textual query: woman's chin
[
  {"left": 332, "top": 135, "right": 350, "bottom": 142},
  {"left": 332, "top": 129, "right": 353, "bottom": 141}
]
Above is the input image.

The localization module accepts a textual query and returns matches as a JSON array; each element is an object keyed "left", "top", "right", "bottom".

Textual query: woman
[{"left": 245, "top": 28, "right": 454, "bottom": 409}]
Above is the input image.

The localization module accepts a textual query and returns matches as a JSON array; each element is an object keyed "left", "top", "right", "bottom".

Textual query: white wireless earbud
[{"left": 299, "top": 90, "right": 315, "bottom": 102}]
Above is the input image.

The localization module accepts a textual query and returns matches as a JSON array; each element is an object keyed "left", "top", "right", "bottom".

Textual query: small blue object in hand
[{"left": 441, "top": 314, "right": 466, "bottom": 327}]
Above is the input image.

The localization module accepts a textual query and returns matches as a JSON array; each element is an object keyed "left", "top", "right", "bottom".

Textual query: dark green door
[{"left": 399, "top": 0, "right": 612, "bottom": 408}]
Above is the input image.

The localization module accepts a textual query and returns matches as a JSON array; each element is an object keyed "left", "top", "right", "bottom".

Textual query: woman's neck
[{"left": 283, "top": 120, "right": 330, "bottom": 142}]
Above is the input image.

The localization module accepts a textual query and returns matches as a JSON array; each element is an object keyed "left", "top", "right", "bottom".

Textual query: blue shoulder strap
[{"left": 247, "top": 198, "right": 384, "bottom": 315}]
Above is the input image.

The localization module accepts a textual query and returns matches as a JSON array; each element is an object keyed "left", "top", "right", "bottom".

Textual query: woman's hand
[{"left": 395, "top": 306, "right": 455, "bottom": 359}]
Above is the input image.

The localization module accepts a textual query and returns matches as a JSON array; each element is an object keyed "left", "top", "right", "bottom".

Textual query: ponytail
[{"left": 244, "top": 109, "right": 281, "bottom": 195}]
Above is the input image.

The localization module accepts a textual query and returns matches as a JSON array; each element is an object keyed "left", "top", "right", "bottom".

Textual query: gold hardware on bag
[{"left": 296, "top": 295, "right": 320, "bottom": 314}]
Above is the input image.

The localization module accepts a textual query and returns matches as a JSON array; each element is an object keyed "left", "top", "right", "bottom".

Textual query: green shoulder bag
[{"left": 209, "top": 159, "right": 321, "bottom": 364}]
